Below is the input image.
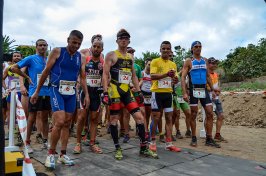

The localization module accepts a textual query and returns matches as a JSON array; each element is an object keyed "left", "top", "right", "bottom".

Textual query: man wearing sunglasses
[
  {"left": 102, "top": 29, "right": 158, "bottom": 160},
  {"left": 10, "top": 39, "right": 51, "bottom": 152},
  {"left": 181, "top": 41, "right": 220, "bottom": 148}
]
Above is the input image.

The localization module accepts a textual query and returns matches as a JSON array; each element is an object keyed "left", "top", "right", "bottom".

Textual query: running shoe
[
  {"left": 114, "top": 148, "right": 123, "bottom": 160},
  {"left": 159, "top": 134, "right": 165, "bottom": 143},
  {"left": 15, "top": 134, "right": 23, "bottom": 147},
  {"left": 205, "top": 138, "right": 221, "bottom": 148},
  {"left": 57, "top": 155, "right": 74, "bottom": 166},
  {"left": 26, "top": 144, "right": 33, "bottom": 154},
  {"left": 42, "top": 142, "right": 48, "bottom": 149},
  {"left": 165, "top": 142, "right": 181, "bottom": 152},
  {"left": 214, "top": 135, "right": 228, "bottom": 143},
  {"left": 140, "top": 148, "right": 159, "bottom": 159},
  {"left": 45, "top": 154, "right": 55, "bottom": 169},
  {"left": 171, "top": 135, "right": 177, "bottom": 141},
  {"left": 97, "top": 124, "right": 102, "bottom": 129},
  {"left": 185, "top": 130, "right": 192, "bottom": 138},
  {"left": 90, "top": 144, "right": 103, "bottom": 154},
  {"left": 149, "top": 142, "right": 157, "bottom": 152},
  {"left": 176, "top": 131, "right": 184, "bottom": 139},
  {"left": 123, "top": 134, "right": 130, "bottom": 143},
  {"left": 190, "top": 136, "right": 197, "bottom": 147},
  {"left": 73, "top": 143, "right": 81, "bottom": 154},
  {"left": 36, "top": 133, "right": 43, "bottom": 144}
]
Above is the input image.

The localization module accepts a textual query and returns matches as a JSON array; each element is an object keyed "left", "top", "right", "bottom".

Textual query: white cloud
[{"left": 3, "top": 0, "right": 266, "bottom": 60}]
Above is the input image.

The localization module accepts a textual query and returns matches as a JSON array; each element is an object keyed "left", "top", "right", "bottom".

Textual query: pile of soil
[{"left": 195, "top": 92, "right": 266, "bottom": 128}]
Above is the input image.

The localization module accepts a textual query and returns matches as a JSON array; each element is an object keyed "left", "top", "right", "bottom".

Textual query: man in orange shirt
[{"left": 208, "top": 57, "right": 227, "bottom": 143}]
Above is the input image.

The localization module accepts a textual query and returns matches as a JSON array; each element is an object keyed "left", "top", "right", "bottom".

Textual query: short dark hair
[
  {"left": 160, "top": 41, "right": 171, "bottom": 49},
  {"left": 69, "top": 30, "right": 83, "bottom": 40},
  {"left": 36, "top": 39, "right": 46, "bottom": 46},
  {"left": 12, "top": 51, "right": 23, "bottom": 58},
  {"left": 117, "top": 29, "right": 130, "bottom": 39},
  {"left": 91, "top": 34, "right": 102, "bottom": 44}
]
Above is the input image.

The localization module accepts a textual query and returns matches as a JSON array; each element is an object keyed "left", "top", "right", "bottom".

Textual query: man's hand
[
  {"left": 183, "top": 93, "right": 189, "bottom": 102},
  {"left": 83, "top": 94, "right": 90, "bottom": 109},
  {"left": 135, "top": 91, "right": 144, "bottom": 104},
  {"left": 211, "top": 91, "right": 216, "bottom": 100},
  {"left": 172, "top": 76, "right": 178, "bottom": 84},
  {"left": 20, "top": 85, "right": 28, "bottom": 96},
  {"left": 167, "top": 70, "right": 176, "bottom": 78},
  {"left": 30, "top": 92, "right": 39, "bottom": 104},
  {"left": 101, "top": 92, "right": 111, "bottom": 105}
]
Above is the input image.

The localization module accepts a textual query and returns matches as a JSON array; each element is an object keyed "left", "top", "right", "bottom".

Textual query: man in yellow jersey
[
  {"left": 149, "top": 41, "right": 181, "bottom": 153},
  {"left": 102, "top": 29, "right": 158, "bottom": 160}
]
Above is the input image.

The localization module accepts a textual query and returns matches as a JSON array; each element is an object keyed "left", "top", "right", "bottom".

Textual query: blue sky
[{"left": 3, "top": 0, "right": 266, "bottom": 60}]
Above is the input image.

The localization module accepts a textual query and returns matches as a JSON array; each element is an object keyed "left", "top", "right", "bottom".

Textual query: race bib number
[
  {"left": 177, "top": 97, "right": 185, "bottom": 103},
  {"left": 144, "top": 95, "right": 151, "bottom": 104},
  {"left": 59, "top": 80, "right": 76, "bottom": 95},
  {"left": 37, "top": 74, "right": 49, "bottom": 86},
  {"left": 87, "top": 75, "right": 101, "bottom": 87},
  {"left": 158, "top": 77, "right": 172, "bottom": 88},
  {"left": 118, "top": 70, "right": 132, "bottom": 84},
  {"left": 193, "top": 88, "right": 206, "bottom": 98}
]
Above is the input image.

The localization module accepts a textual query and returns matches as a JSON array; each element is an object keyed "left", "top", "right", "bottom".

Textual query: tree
[
  {"left": 172, "top": 45, "right": 192, "bottom": 70},
  {"left": 3, "top": 35, "right": 16, "bottom": 54},
  {"left": 15, "top": 45, "right": 36, "bottom": 57},
  {"left": 134, "top": 51, "right": 160, "bottom": 69}
]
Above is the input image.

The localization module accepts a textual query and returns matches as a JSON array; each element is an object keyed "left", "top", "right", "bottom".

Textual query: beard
[{"left": 92, "top": 52, "right": 101, "bottom": 58}]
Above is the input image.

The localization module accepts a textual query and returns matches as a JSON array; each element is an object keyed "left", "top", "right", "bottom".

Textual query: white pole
[
  {"left": 5, "top": 81, "right": 20, "bottom": 152},
  {"left": 200, "top": 106, "right": 206, "bottom": 138}
]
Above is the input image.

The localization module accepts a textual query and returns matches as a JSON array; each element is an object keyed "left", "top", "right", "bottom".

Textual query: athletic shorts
[
  {"left": 79, "top": 87, "right": 101, "bottom": 111},
  {"left": 189, "top": 88, "right": 212, "bottom": 107},
  {"left": 212, "top": 98, "right": 223, "bottom": 116},
  {"left": 132, "top": 91, "right": 144, "bottom": 107},
  {"left": 50, "top": 86, "right": 76, "bottom": 114},
  {"left": 6, "top": 92, "right": 21, "bottom": 103},
  {"left": 2, "top": 98, "right": 7, "bottom": 109},
  {"left": 29, "top": 96, "right": 51, "bottom": 112},
  {"left": 108, "top": 82, "right": 139, "bottom": 115},
  {"left": 173, "top": 95, "right": 190, "bottom": 111},
  {"left": 151, "top": 92, "right": 173, "bottom": 112},
  {"left": 142, "top": 90, "right": 152, "bottom": 106}
]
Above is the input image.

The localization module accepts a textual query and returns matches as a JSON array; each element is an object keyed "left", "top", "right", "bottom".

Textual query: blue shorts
[
  {"left": 50, "top": 87, "right": 76, "bottom": 113},
  {"left": 6, "top": 92, "right": 21, "bottom": 103}
]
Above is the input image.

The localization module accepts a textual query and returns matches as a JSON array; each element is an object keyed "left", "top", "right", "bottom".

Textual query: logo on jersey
[{"left": 98, "top": 63, "right": 103, "bottom": 70}]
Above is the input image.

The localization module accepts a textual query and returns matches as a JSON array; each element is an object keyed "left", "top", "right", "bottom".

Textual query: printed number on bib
[
  {"left": 37, "top": 74, "right": 49, "bottom": 86},
  {"left": 59, "top": 80, "right": 76, "bottom": 95},
  {"left": 144, "top": 95, "right": 151, "bottom": 104},
  {"left": 87, "top": 75, "right": 101, "bottom": 87},
  {"left": 177, "top": 97, "right": 185, "bottom": 103},
  {"left": 118, "top": 70, "right": 132, "bottom": 84},
  {"left": 193, "top": 88, "right": 206, "bottom": 98},
  {"left": 158, "top": 77, "right": 172, "bottom": 88}
]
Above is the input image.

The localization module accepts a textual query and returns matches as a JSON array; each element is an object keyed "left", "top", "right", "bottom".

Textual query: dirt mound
[{"left": 193, "top": 92, "right": 266, "bottom": 128}]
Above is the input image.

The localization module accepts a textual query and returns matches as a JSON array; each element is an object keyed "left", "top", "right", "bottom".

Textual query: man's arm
[
  {"left": 2, "top": 67, "right": 9, "bottom": 89},
  {"left": 102, "top": 52, "right": 113, "bottom": 93},
  {"left": 11, "top": 65, "right": 31, "bottom": 81},
  {"left": 205, "top": 58, "right": 214, "bottom": 91},
  {"left": 19, "top": 67, "right": 28, "bottom": 95},
  {"left": 80, "top": 54, "right": 89, "bottom": 97},
  {"left": 181, "top": 59, "right": 190, "bottom": 97},
  {"left": 35, "top": 48, "right": 59, "bottom": 95}
]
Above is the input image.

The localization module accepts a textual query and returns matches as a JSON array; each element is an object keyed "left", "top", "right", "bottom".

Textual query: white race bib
[
  {"left": 158, "top": 77, "right": 172, "bottom": 88},
  {"left": 37, "top": 74, "right": 49, "bottom": 86},
  {"left": 193, "top": 88, "right": 206, "bottom": 98},
  {"left": 177, "top": 97, "right": 185, "bottom": 103},
  {"left": 144, "top": 95, "right": 151, "bottom": 104},
  {"left": 86, "top": 75, "right": 101, "bottom": 87},
  {"left": 59, "top": 80, "right": 76, "bottom": 95},
  {"left": 118, "top": 70, "right": 132, "bottom": 84}
]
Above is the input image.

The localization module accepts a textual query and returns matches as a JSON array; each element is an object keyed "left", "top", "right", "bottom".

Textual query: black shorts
[
  {"left": 142, "top": 90, "right": 151, "bottom": 106},
  {"left": 29, "top": 96, "right": 51, "bottom": 112},
  {"left": 151, "top": 92, "right": 173, "bottom": 112},
  {"left": 189, "top": 88, "right": 212, "bottom": 107},
  {"left": 80, "top": 87, "right": 101, "bottom": 111},
  {"left": 2, "top": 98, "right": 7, "bottom": 109}
]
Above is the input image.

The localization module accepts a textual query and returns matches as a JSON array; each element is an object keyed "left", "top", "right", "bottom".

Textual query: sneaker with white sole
[
  {"left": 26, "top": 145, "right": 33, "bottom": 154},
  {"left": 42, "top": 142, "right": 48, "bottom": 149},
  {"left": 45, "top": 154, "right": 55, "bottom": 169},
  {"left": 57, "top": 155, "right": 74, "bottom": 166}
]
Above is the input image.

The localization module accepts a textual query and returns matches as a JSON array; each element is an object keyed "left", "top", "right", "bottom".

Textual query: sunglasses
[
  {"left": 193, "top": 45, "right": 202, "bottom": 48},
  {"left": 127, "top": 51, "right": 135, "bottom": 54},
  {"left": 38, "top": 44, "right": 48, "bottom": 47},
  {"left": 118, "top": 36, "right": 130, "bottom": 40}
]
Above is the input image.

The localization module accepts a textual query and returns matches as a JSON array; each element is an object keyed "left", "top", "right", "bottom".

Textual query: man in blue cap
[{"left": 181, "top": 41, "right": 220, "bottom": 148}]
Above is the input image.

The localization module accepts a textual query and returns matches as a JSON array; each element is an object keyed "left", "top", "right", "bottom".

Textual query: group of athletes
[{"left": 2, "top": 28, "right": 226, "bottom": 170}]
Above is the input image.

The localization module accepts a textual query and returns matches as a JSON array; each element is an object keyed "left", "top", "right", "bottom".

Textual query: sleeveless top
[
  {"left": 141, "top": 71, "right": 151, "bottom": 92},
  {"left": 85, "top": 56, "right": 104, "bottom": 90},
  {"left": 188, "top": 57, "right": 207, "bottom": 87}
]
